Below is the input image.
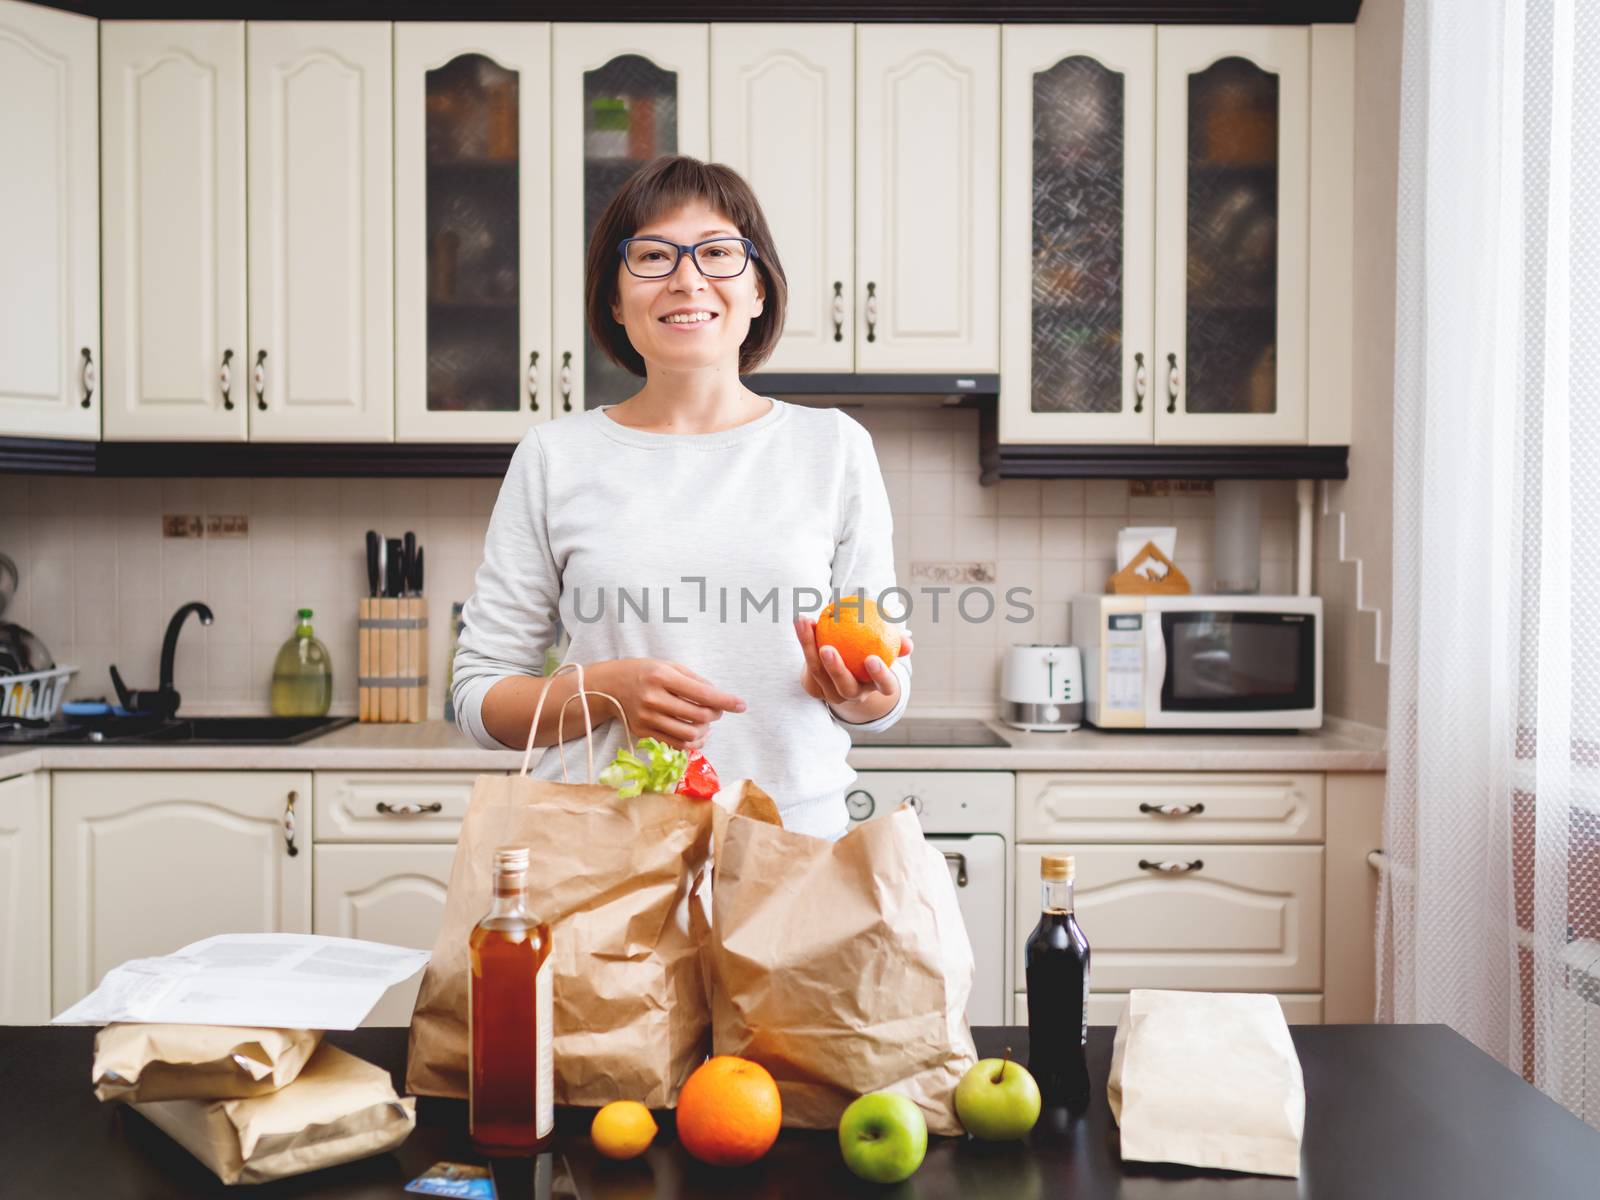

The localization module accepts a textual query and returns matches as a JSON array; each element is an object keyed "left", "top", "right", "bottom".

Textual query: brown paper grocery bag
[
  {"left": 406, "top": 663, "right": 719, "bottom": 1108},
  {"left": 94, "top": 1024, "right": 322, "bottom": 1103},
  {"left": 705, "top": 803, "right": 977, "bottom": 1135},
  {"left": 1107, "top": 989, "right": 1305, "bottom": 1177}
]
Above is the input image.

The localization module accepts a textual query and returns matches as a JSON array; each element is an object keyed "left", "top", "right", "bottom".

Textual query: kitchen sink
[{"left": 137, "top": 715, "right": 356, "bottom": 744}]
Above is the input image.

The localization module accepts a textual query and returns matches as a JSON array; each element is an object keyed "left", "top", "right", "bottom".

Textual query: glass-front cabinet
[
  {"left": 552, "top": 24, "right": 708, "bottom": 416},
  {"left": 1001, "top": 25, "right": 1310, "bottom": 445},
  {"left": 395, "top": 24, "right": 552, "bottom": 442}
]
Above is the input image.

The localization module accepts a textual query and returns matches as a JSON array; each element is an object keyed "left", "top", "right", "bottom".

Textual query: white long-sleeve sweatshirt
[{"left": 451, "top": 398, "right": 910, "bottom": 839}]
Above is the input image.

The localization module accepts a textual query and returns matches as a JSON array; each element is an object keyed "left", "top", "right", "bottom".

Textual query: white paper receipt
[{"left": 52, "top": 934, "right": 432, "bottom": 1030}]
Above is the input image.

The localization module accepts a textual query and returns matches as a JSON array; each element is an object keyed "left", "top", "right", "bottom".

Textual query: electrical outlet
[
  {"left": 162, "top": 514, "right": 204, "bottom": 538},
  {"left": 206, "top": 514, "right": 249, "bottom": 538}
]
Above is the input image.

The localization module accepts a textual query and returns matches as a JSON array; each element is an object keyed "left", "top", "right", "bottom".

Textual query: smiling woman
[{"left": 452, "top": 155, "right": 913, "bottom": 839}]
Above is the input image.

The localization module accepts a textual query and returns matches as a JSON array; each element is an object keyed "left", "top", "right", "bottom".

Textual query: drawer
[
  {"left": 1015, "top": 844, "right": 1323, "bottom": 992},
  {"left": 1013, "top": 991, "right": 1323, "bottom": 1026},
  {"left": 313, "top": 772, "right": 483, "bottom": 842},
  {"left": 1018, "top": 772, "right": 1324, "bottom": 843}
]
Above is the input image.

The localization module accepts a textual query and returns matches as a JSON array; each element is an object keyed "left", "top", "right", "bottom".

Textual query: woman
[{"left": 452, "top": 155, "right": 912, "bottom": 839}]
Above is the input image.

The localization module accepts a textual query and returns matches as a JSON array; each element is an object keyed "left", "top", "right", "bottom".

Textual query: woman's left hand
[{"left": 794, "top": 616, "right": 913, "bottom": 717}]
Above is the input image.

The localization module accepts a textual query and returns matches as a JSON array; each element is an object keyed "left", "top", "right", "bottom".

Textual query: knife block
[{"left": 358, "top": 597, "right": 428, "bottom": 722}]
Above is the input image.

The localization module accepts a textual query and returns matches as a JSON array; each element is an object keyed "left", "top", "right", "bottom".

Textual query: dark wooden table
[{"left": 4, "top": 1024, "right": 1599, "bottom": 1198}]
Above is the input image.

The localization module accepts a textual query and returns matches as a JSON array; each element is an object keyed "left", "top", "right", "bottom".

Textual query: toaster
[{"left": 1000, "top": 644, "right": 1083, "bottom": 732}]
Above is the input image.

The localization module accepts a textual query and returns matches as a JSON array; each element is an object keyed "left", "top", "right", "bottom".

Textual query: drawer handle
[
  {"left": 376, "top": 801, "right": 444, "bottom": 816},
  {"left": 284, "top": 790, "right": 299, "bottom": 857},
  {"left": 1139, "top": 858, "right": 1203, "bottom": 874},
  {"left": 1139, "top": 801, "right": 1205, "bottom": 817},
  {"left": 942, "top": 850, "right": 968, "bottom": 887}
]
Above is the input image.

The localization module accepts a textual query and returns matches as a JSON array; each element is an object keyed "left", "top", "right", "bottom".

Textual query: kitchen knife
[
  {"left": 365, "top": 531, "right": 380, "bottom": 598},
  {"left": 386, "top": 539, "right": 404, "bottom": 598},
  {"left": 376, "top": 537, "right": 388, "bottom": 601},
  {"left": 413, "top": 545, "right": 424, "bottom": 597},
  {"left": 403, "top": 531, "right": 417, "bottom": 597}
]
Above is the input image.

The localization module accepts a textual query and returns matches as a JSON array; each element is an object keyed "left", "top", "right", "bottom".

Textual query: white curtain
[{"left": 1383, "top": 0, "right": 1599, "bottom": 1124}]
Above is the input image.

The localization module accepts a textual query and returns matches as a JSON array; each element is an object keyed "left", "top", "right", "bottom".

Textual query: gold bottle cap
[{"left": 1041, "top": 854, "right": 1075, "bottom": 882}]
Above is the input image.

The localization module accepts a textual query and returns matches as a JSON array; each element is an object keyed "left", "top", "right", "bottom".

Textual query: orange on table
[
  {"left": 674, "top": 1056, "right": 782, "bottom": 1167},
  {"left": 814, "top": 597, "right": 900, "bottom": 682}
]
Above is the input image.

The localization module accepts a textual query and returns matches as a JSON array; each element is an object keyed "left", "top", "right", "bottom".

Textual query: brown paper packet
[
  {"left": 1108, "top": 989, "right": 1305, "bottom": 1177},
  {"left": 704, "top": 803, "right": 977, "bottom": 1136},
  {"left": 132, "top": 1043, "right": 415, "bottom": 1185},
  {"left": 94, "top": 1024, "right": 323, "bottom": 1103}
]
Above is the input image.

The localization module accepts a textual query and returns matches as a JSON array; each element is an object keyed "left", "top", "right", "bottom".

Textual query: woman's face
[{"left": 610, "top": 199, "right": 765, "bottom": 375}]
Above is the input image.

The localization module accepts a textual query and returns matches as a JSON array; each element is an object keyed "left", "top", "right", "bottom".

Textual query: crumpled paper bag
[
  {"left": 703, "top": 800, "right": 977, "bottom": 1135},
  {"left": 1108, "top": 989, "right": 1305, "bottom": 1177},
  {"left": 407, "top": 774, "right": 756, "bottom": 1108},
  {"left": 133, "top": 1043, "right": 415, "bottom": 1184},
  {"left": 94, "top": 1024, "right": 322, "bottom": 1103}
]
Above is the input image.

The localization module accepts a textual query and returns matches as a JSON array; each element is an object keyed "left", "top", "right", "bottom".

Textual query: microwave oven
[{"left": 1071, "top": 594, "right": 1323, "bottom": 730}]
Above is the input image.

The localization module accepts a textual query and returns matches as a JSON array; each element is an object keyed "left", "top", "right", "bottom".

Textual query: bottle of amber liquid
[
  {"left": 469, "top": 846, "right": 553, "bottom": 1155},
  {"left": 1025, "top": 854, "right": 1092, "bottom": 1113}
]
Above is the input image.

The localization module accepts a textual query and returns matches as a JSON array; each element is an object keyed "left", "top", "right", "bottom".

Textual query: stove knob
[
  {"left": 905, "top": 794, "right": 924, "bottom": 815},
  {"left": 845, "top": 789, "right": 875, "bottom": 821}
]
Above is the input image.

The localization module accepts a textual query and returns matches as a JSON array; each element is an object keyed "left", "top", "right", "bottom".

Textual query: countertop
[
  {"left": 0, "top": 716, "right": 1386, "bottom": 775},
  {"left": 3, "top": 1024, "right": 1593, "bottom": 1198}
]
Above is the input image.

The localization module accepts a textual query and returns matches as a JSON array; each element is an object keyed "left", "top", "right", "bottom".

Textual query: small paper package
[
  {"left": 93, "top": 1024, "right": 322, "bottom": 1103},
  {"left": 132, "top": 1043, "right": 416, "bottom": 1185},
  {"left": 1108, "top": 989, "right": 1305, "bottom": 1177}
]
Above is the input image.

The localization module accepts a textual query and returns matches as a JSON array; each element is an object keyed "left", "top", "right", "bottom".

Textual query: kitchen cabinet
[
  {"left": 1017, "top": 771, "right": 1325, "bottom": 843},
  {"left": 100, "top": 22, "right": 248, "bottom": 441},
  {"left": 313, "top": 844, "right": 454, "bottom": 1026},
  {"left": 1001, "top": 24, "right": 1337, "bottom": 446},
  {"left": 313, "top": 770, "right": 478, "bottom": 841},
  {"left": 710, "top": 24, "right": 855, "bottom": 374},
  {"left": 0, "top": 0, "right": 99, "bottom": 441},
  {"left": 855, "top": 25, "right": 999, "bottom": 373},
  {"left": 51, "top": 771, "right": 312, "bottom": 1012},
  {"left": 0, "top": 772, "right": 51, "bottom": 1023},
  {"left": 551, "top": 23, "right": 709, "bottom": 416},
  {"left": 394, "top": 23, "right": 553, "bottom": 442}
]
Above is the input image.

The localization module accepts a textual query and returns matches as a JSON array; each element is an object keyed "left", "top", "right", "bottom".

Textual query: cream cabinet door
[
  {"left": 101, "top": 22, "right": 248, "bottom": 441},
  {"left": 0, "top": 0, "right": 99, "bottom": 440},
  {"left": 247, "top": 22, "right": 393, "bottom": 442},
  {"left": 551, "top": 24, "right": 709, "bottom": 417},
  {"left": 1017, "top": 771, "right": 1325, "bottom": 844},
  {"left": 395, "top": 23, "right": 553, "bottom": 442},
  {"left": 1014, "top": 844, "right": 1323, "bottom": 993},
  {"left": 313, "top": 844, "right": 454, "bottom": 1027},
  {"left": 0, "top": 772, "right": 50, "bottom": 1022},
  {"left": 51, "top": 771, "right": 312, "bottom": 1012},
  {"left": 711, "top": 23, "right": 854, "bottom": 373},
  {"left": 1153, "top": 26, "right": 1308, "bottom": 444},
  {"left": 313, "top": 770, "right": 478, "bottom": 842},
  {"left": 856, "top": 25, "right": 998, "bottom": 373},
  {"left": 999, "top": 25, "right": 1155, "bottom": 444}
]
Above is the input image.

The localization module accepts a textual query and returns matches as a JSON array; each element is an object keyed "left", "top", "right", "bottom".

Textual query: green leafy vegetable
[{"left": 598, "top": 737, "right": 689, "bottom": 799}]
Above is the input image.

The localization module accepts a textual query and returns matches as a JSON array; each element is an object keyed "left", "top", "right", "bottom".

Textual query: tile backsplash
[{"left": 0, "top": 406, "right": 1301, "bottom": 718}]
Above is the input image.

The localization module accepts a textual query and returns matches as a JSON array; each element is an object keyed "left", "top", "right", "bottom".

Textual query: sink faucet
[{"left": 110, "top": 601, "right": 214, "bottom": 719}]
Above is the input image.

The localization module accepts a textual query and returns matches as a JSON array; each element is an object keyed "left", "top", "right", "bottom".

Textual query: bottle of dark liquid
[
  {"left": 1025, "top": 854, "right": 1091, "bottom": 1112},
  {"left": 469, "top": 846, "right": 553, "bottom": 1156}
]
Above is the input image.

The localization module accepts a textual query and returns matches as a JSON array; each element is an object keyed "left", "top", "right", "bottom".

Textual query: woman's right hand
[{"left": 591, "top": 658, "right": 746, "bottom": 751}]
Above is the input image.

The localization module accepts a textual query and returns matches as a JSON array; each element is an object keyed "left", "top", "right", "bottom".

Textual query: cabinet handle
[
  {"left": 284, "top": 790, "right": 299, "bottom": 857},
  {"left": 254, "top": 350, "right": 268, "bottom": 410},
  {"left": 220, "top": 349, "right": 235, "bottom": 411},
  {"left": 1139, "top": 801, "right": 1204, "bottom": 817},
  {"left": 942, "top": 850, "right": 969, "bottom": 888},
  {"left": 1138, "top": 857, "right": 1202, "bottom": 874},
  {"left": 831, "top": 281, "right": 845, "bottom": 343},
  {"left": 864, "top": 282, "right": 878, "bottom": 343},
  {"left": 526, "top": 350, "right": 540, "bottom": 411},
  {"left": 1132, "top": 352, "right": 1148, "bottom": 413},
  {"left": 1165, "top": 352, "right": 1180, "bottom": 414},
  {"left": 375, "top": 800, "right": 443, "bottom": 816},
  {"left": 80, "top": 347, "right": 96, "bottom": 408},
  {"left": 559, "top": 350, "right": 573, "bottom": 412}
]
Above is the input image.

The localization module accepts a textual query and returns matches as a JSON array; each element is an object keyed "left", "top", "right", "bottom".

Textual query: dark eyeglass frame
[{"left": 617, "top": 236, "right": 760, "bottom": 280}]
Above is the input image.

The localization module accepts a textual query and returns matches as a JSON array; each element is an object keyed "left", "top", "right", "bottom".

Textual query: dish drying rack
[{"left": 1, "top": 666, "right": 77, "bottom": 720}]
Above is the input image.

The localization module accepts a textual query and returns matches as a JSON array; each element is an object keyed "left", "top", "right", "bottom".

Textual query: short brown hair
[{"left": 585, "top": 155, "right": 788, "bottom": 378}]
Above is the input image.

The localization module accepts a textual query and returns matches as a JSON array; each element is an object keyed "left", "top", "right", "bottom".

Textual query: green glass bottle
[{"left": 271, "top": 608, "right": 332, "bottom": 717}]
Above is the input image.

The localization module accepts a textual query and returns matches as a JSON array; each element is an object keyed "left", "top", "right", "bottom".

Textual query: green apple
[
  {"left": 954, "top": 1057, "right": 1041, "bottom": 1140},
  {"left": 838, "top": 1092, "right": 928, "bottom": 1184}
]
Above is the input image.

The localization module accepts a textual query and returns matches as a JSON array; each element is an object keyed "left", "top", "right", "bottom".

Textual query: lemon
[{"left": 591, "top": 1100, "right": 658, "bottom": 1160}]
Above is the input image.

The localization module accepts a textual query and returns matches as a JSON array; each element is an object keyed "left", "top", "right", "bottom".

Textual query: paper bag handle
[
  {"left": 521, "top": 661, "right": 584, "bottom": 776},
  {"left": 518, "top": 661, "right": 637, "bottom": 783}
]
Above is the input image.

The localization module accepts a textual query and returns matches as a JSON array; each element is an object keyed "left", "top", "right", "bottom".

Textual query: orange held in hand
[
  {"left": 814, "top": 597, "right": 899, "bottom": 683},
  {"left": 674, "top": 1056, "right": 782, "bottom": 1167}
]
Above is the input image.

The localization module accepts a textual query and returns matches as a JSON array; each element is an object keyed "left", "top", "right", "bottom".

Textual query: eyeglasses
[{"left": 618, "top": 236, "right": 758, "bottom": 280}]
